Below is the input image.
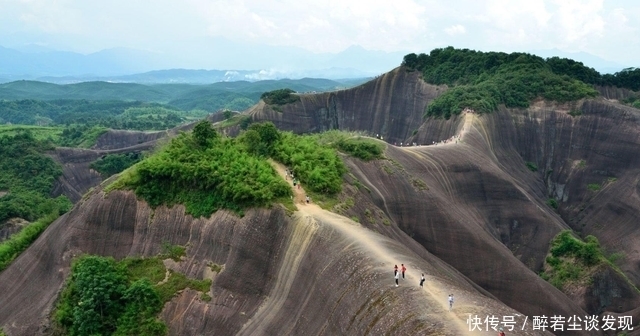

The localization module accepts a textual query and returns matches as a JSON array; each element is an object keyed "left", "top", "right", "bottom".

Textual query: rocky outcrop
[{"left": 246, "top": 67, "right": 447, "bottom": 144}]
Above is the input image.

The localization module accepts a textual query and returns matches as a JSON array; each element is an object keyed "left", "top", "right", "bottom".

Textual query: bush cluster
[
  {"left": 335, "top": 138, "right": 383, "bottom": 161},
  {"left": 403, "top": 47, "right": 600, "bottom": 118},
  {"left": 90, "top": 153, "right": 143, "bottom": 178},
  {"left": 273, "top": 132, "right": 346, "bottom": 194},
  {"left": 541, "top": 231, "right": 605, "bottom": 289},
  {"left": 260, "top": 89, "right": 300, "bottom": 106},
  {"left": 54, "top": 253, "right": 210, "bottom": 336},
  {"left": 113, "top": 121, "right": 292, "bottom": 217}
]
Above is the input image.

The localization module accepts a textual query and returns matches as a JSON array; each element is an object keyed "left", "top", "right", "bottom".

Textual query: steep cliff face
[{"left": 246, "top": 67, "right": 449, "bottom": 144}]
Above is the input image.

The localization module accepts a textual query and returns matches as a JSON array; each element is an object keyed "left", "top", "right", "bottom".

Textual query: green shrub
[
  {"left": 273, "top": 132, "right": 346, "bottom": 194},
  {"left": 587, "top": 183, "right": 601, "bottom": 191},
  {"left": 546, "top": 198, "right": 558, "bottom": 209},
  {"left": 542, "top": 231, "right": 609, "bottom": 289},
  {"left": 113, "top": 124, "right": 291, "bottom": 217},
  {"left": 335, "top": 138, "right": 384, "bottom": 161},
  {"left": 525, "top": 161, "right": 538, "bottom": 172}
]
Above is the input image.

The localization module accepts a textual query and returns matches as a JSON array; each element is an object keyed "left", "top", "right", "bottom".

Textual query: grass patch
[
  {"left": 382, "top": 218, "right": 391, "bottom": 226},
  {"left": 157, "top": 271, "right": 212, "bottom": 303},
  {"left": 411, "top": 178, "right": 428, "bottom": 191},
  {"left": 587, "top": 183, "right": 601, "bottom": 191},
  {"left": 578, "top": 160, "right": 586, "bottom": 168},
  {"left": 160, "top": 242, "right": 186, "bottom": 261},
  {"left": 350, "top": 216, "right": 360, "bottom": 223},
  {"left": 121, "top": 257, "right": 166, "bottom": 284},
  {"left": 525, "top": 161, "right": 538, "bottom": 172},
  {"left": 216, "top": 114, "right": 251, "bottom": 129},
  {"left": 607, "top": 177, "right": 617, "bottom": 183},
  {"left": 200, "top": 293, "right": 212, "bottom": 302}
]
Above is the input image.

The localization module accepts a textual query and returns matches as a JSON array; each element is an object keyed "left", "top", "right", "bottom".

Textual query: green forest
[{"left": 402, "top": 47, "right": 640, "bottom": 118}]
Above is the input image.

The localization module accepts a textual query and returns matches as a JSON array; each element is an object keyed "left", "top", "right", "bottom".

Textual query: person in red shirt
[
  {"left": 401, "top": 264, "right": 407, "bottom": 279},
  {"left": 498, "top": 328, "right": 505, "bottom": 336}
]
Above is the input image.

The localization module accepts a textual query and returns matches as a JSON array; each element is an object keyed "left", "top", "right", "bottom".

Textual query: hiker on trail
[
  {"left": 420, "top": 274, "right": 425, "bottom": 287},
  {"left": 448, "top": 294, "right": 454, "bottom": 311},
  {"left": 498, "top": 328, "right": 505, "bottom": 336},
  {"left": 306, "top": 195, "right": 310, "bottom": 204},
  {"left": 401, "top": 264, "right": 406, "bottom": 279},
  {"left": 394, "top": 265, "right": 398, "bottom": 276},
  {"left": 394, "top": 271, "right": 400, "bottom": 287}
]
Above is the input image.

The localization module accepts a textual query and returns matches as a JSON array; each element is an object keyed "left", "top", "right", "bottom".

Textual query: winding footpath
[{"left": 241, "top": 161, "right": 495, "bottom": 335}]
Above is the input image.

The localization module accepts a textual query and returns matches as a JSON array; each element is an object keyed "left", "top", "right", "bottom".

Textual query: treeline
[
  {"left": 0, "top": 131, "right": 71, "bottom": 223},
  {"left": 401, "top": 47, "right": 638, "bottom": 118},
  {"left": 110, "top": 121, "right": 357, "bottom": 217},
  {"left": 0, "top": 100, "right": 210, "bottom": 131}
]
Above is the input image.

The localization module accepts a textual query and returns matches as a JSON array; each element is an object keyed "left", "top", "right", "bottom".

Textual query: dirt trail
[{"left": 262, "top": 161, "right": 492, "bottom": 335}]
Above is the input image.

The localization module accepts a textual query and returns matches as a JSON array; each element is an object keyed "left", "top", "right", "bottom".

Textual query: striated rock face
[
  {"left": 92, "top": 129, "right": 168, "bottom": 150},
  {"left": 246, "top": 67, "right": 449, "bottom": 144},
  {"left": 0, "top": 188, "right": 547, "bottom": 336}
]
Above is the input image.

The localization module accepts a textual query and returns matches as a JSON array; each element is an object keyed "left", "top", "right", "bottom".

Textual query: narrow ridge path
[{"left": 262, "top": 161, "right": 493, "bottom": 335}]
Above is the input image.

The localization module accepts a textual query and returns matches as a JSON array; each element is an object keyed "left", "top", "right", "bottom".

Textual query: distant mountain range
[
  {"left": 0, "top": 39, "right": 405, "bottom": 83},
  {"left": 0, "top": 40, "right": 631, "bottom": 85}
]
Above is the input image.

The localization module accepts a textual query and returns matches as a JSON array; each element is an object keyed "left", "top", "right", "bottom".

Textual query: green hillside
[{"left": 403, "top": 47, "right": 639, "bottom": 118}]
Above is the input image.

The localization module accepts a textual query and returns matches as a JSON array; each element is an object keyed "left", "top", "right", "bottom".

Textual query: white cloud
[
  {"left": 0, "top": 0, "right": 639, "bottom": 66},
  {"left": 444, "top": 24, "right": 466, "bottom": 36}
]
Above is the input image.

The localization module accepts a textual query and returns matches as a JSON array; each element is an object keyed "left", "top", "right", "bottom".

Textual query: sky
[{"left": 0, "top": 0, "right": 638, "bottom": 71}]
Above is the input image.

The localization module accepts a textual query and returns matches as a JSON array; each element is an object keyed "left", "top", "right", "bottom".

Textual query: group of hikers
[
  {"left": 284, "top": 168, "right": 310, "bottom": 204},
  {"left": 394, "top": 264, "right": 456, "bottom": 312}
]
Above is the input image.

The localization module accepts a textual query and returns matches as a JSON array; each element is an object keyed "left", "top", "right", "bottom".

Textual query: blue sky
[{"left": 0, "top": 0, "right": 638, "bottom": 68}]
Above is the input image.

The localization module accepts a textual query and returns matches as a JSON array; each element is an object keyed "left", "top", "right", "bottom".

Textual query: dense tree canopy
[{"left": 402, "top": 47, "right": 640, "bottom": 118}]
